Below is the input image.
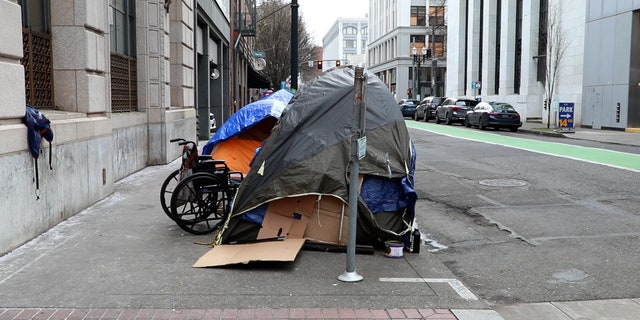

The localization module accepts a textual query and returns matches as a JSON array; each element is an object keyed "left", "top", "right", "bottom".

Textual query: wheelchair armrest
[{"left": 229, "top": 171, "right": 244, "bottom": 182}]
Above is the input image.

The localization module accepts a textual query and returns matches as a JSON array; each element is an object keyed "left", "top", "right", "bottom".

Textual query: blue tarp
[{"left": 202, "top": 89, "right": 294, "bottom": 155}]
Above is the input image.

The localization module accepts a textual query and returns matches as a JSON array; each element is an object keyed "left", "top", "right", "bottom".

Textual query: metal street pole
[
  {"left": 416, "top": 60, "right": 421, "bottom": 100},
  {"left": 338, "top": 66, "right": 366, "bottom": 283},
  {"left": 290, "top": 0, "right": 298, "bottom": 91},
  {"left": 412, "top": 46, "right": 417, "bottom": 99},
  {"left": 431, "top": 59, "right": 436, "bottom": 96},
  {"left": 430, "top": 27, "right": 437, "bottom": 96}
]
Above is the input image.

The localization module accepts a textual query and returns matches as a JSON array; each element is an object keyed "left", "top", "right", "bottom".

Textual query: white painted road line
[{"left": 379, "top": 277, "right": 479, "bottom": 301}]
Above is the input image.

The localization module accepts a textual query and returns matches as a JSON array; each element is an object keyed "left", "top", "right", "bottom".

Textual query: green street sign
[{"left": 252, "top": 51, "right": 266, "bottom": 58}]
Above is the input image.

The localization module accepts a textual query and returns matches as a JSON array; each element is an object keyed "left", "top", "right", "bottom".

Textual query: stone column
[
  {"left": 50, "top": 0, "right": 108, "bottom": 114},
  {"left": 499, "top": 0, "right": 517, "bottom": 95},
  {"left": 0, "top": 0, "right": 26, "bottom": 121},
  {"left": 482, "top": 0, "right": 499, "bottom": 97},
  {"left": 169, "top": 0, "right": 195, "bottom": 109},
  {"left": 466, "top": 0, "right": 482, "bottom": 97},
  {"left": 137, "top": 0, "right": 170, "bottom": 112}
]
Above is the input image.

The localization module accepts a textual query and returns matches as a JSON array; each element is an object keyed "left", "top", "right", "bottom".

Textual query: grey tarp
[{"left": 217, "top": 66, "right": 415, "bottom": 247}]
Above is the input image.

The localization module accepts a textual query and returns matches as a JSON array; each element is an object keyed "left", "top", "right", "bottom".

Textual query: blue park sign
[{"left": 558, "top": 102, "right": 575, "bottom": 132}]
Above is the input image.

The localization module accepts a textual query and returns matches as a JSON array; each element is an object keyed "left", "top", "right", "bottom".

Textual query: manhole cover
[{"left": 479, "top": 179, "right": 528, "bottom": 187}]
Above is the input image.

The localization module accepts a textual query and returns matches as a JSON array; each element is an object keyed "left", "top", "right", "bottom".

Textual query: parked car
[
  {"left": 399, "top": 101, "right": 417, "bottom": 118},
  {"left": 398, "top": 99, "right": 419, "bottom": 106},
  {"left": 415, "top": 96, "right": 445, "bottom": 121},
  {"left": 464, "top": 101, "right": 522, "bottom": 132},
  {"left": 435, "top": 97, "right": 480, "bottom": 125}
]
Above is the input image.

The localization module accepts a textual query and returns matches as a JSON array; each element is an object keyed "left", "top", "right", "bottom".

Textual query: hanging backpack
[{"left": 22, "top": 105, "right": 54, "bottom": 199}]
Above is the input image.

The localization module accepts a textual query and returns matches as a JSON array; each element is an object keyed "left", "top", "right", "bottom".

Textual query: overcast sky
[{"left": 297, "top": 0, "right": 369, "bottom": 46}]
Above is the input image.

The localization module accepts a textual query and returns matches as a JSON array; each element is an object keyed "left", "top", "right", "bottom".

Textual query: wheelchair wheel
[
  {"left": 170, "top": 173, "right": 229, "bottom": 235},
  {"left": 160, "top": 169, "right": 180, "bottom": 220}
]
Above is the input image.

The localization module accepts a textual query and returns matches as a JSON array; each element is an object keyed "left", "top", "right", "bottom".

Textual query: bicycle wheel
[
  {"left": 160, "top": 169, "right": 180, "bottom": 220},
  {"left": 170, "top": 173, "right": 228, "bottom": 235}
]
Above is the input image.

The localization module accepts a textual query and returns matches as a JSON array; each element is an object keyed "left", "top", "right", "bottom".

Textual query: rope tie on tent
[{"left": 315, "top": 195, "right": 322, "bottom": 227}]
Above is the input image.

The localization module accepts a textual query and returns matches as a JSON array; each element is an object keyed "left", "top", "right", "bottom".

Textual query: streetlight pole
[{"left": 412, "top": 46, "right": 427, "bottom": 100}]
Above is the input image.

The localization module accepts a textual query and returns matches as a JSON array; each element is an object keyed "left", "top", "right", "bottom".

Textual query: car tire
[{"left": 510, "top": 127, "right": 518, "bottom": 132}]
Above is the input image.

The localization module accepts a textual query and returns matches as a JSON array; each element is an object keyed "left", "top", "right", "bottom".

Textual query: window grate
[
  {"left": 22, "top": 28, "right": 53, "bottom": 108},
  {"left": 110, "top": 53, "right": 137, "bottom": 112}
]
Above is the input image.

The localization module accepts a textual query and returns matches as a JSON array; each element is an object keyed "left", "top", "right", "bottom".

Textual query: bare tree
[
  {"left": 256, "top": 0, "right": 316, "bottom": 89},
  {"left": 544, "top": 3, "right": 570, "bottom": 128}
]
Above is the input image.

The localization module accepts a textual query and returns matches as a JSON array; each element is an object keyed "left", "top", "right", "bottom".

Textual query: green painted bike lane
[{"left": 406, "top": 121, "right": 640, "bottom": 173}]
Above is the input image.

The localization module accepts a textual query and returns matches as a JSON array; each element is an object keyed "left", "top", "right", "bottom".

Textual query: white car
[{"left": 209, "top": 113, "right": 217, "bottom": 132}]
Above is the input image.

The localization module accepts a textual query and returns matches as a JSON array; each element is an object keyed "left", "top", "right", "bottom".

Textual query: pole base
[{"left": 337, "top": 271, "right": 363, "bottom": 282}]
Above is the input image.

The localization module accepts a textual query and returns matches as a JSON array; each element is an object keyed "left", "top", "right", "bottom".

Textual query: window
[
  {"left": 537, "top": 0, "right": 548, "bottom": 83},
  {"left": 429, "top": 6, "right": 445, "bottom": 27},
  {"left": 110, "top": 0, "right": 136, "bottom": 56},
  {"left": 343, "top": 26, "right": 357, "bottom": 35},
  {"left": 361, "top": 26, "right": 368, "bottom": 35},
  {"left": 431, "top": 35, "right": 445, "bottom": 56},
  {"left": 411, "top": 6, "right": 426, "bottom": 26},
  {"left": 344, "top": 39, "right": 356, "bottom": 49},
  {"left": 494, "top": 0, "right": 501, "bottom": 94},
  {"left": 110, "top": 0, "right": 137, "bottom": 112},
  {"left": 514, "top": 0, "right": 522, "bottom": 94},
  {"left": 20, "top": 0, "right": 53, "bottom": 108},
  {"left": 410, "top": 35, "right": 426, "bottom": 53}
]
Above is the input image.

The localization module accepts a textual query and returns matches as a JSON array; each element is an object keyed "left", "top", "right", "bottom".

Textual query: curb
[{"left": 519, "top": 128, "right": 565, "bottom": 138}]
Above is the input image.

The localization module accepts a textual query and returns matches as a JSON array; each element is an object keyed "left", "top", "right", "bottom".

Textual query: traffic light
[
  {"left": 336, "top": 60, "right": 341, "bottom": 67},
  {"left": 317, "top": 60, "right": 323, "bottom": 69}
]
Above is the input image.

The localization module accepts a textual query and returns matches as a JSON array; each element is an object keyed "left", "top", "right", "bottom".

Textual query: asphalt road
[{"left": 408, "top": 123, "right": 640, "bottom": 305}]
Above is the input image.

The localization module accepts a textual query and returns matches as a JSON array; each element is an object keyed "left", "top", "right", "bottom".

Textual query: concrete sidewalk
[
  {"left": 519, "top": 122, "right": 640, "bottom": 147},
  {"left": 0, "top": 122, "right": 638, "bottom": 320}
]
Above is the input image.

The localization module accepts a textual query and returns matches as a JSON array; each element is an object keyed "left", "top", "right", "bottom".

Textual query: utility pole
[{"left": 290, "top": 0, "right": 299, "bottom": 91}]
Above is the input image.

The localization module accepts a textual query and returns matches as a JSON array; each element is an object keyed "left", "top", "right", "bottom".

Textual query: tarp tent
[
  {"left": 214, "top": 66, "right": 416, "bottom": 252},
  {"left": 201, "top": 89, "right": 294, "bottom": 175}
]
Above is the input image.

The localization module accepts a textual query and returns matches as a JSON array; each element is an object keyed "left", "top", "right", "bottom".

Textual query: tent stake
[{"left": 338, "top": 66, "right": 366, "bottom": 283}]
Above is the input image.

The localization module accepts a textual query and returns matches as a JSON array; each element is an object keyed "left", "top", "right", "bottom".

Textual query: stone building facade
[{"left": 0, "top": 0, "right": 200, "bottom": 255}]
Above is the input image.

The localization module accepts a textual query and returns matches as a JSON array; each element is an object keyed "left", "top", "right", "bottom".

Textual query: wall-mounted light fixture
[{"left": 210, "top": 68, "right": 220, "bottom": 80}]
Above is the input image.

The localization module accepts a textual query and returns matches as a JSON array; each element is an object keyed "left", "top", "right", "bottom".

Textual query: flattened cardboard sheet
[{"left": 193, "top": 238, "right": 307, "bottom": 267}]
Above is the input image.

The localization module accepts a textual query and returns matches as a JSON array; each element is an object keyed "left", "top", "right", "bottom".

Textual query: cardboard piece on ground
[{"left": 193, "top": 238, "right": 307, "bottom": 267}]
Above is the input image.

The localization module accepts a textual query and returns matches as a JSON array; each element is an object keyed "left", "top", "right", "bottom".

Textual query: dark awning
[{"left": 248, "top": 67, "right": 270, "bottom": 89}]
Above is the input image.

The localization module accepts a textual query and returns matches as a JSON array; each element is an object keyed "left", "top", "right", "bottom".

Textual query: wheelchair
[{"left": 161, "top": 138, "right": 243, "bottom": 235}]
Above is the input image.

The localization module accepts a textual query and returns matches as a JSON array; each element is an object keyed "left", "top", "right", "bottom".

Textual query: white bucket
[{"left": 384, "top": 240, "right": 404, "bottom": 258}]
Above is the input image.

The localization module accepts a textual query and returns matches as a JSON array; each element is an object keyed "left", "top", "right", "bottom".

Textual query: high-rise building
[
  {"left": 322, "top": 17, "right": 368, "bottom": 71},
  {"left": 367, "top": 0, "right": 447, "bottom": 102}
]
